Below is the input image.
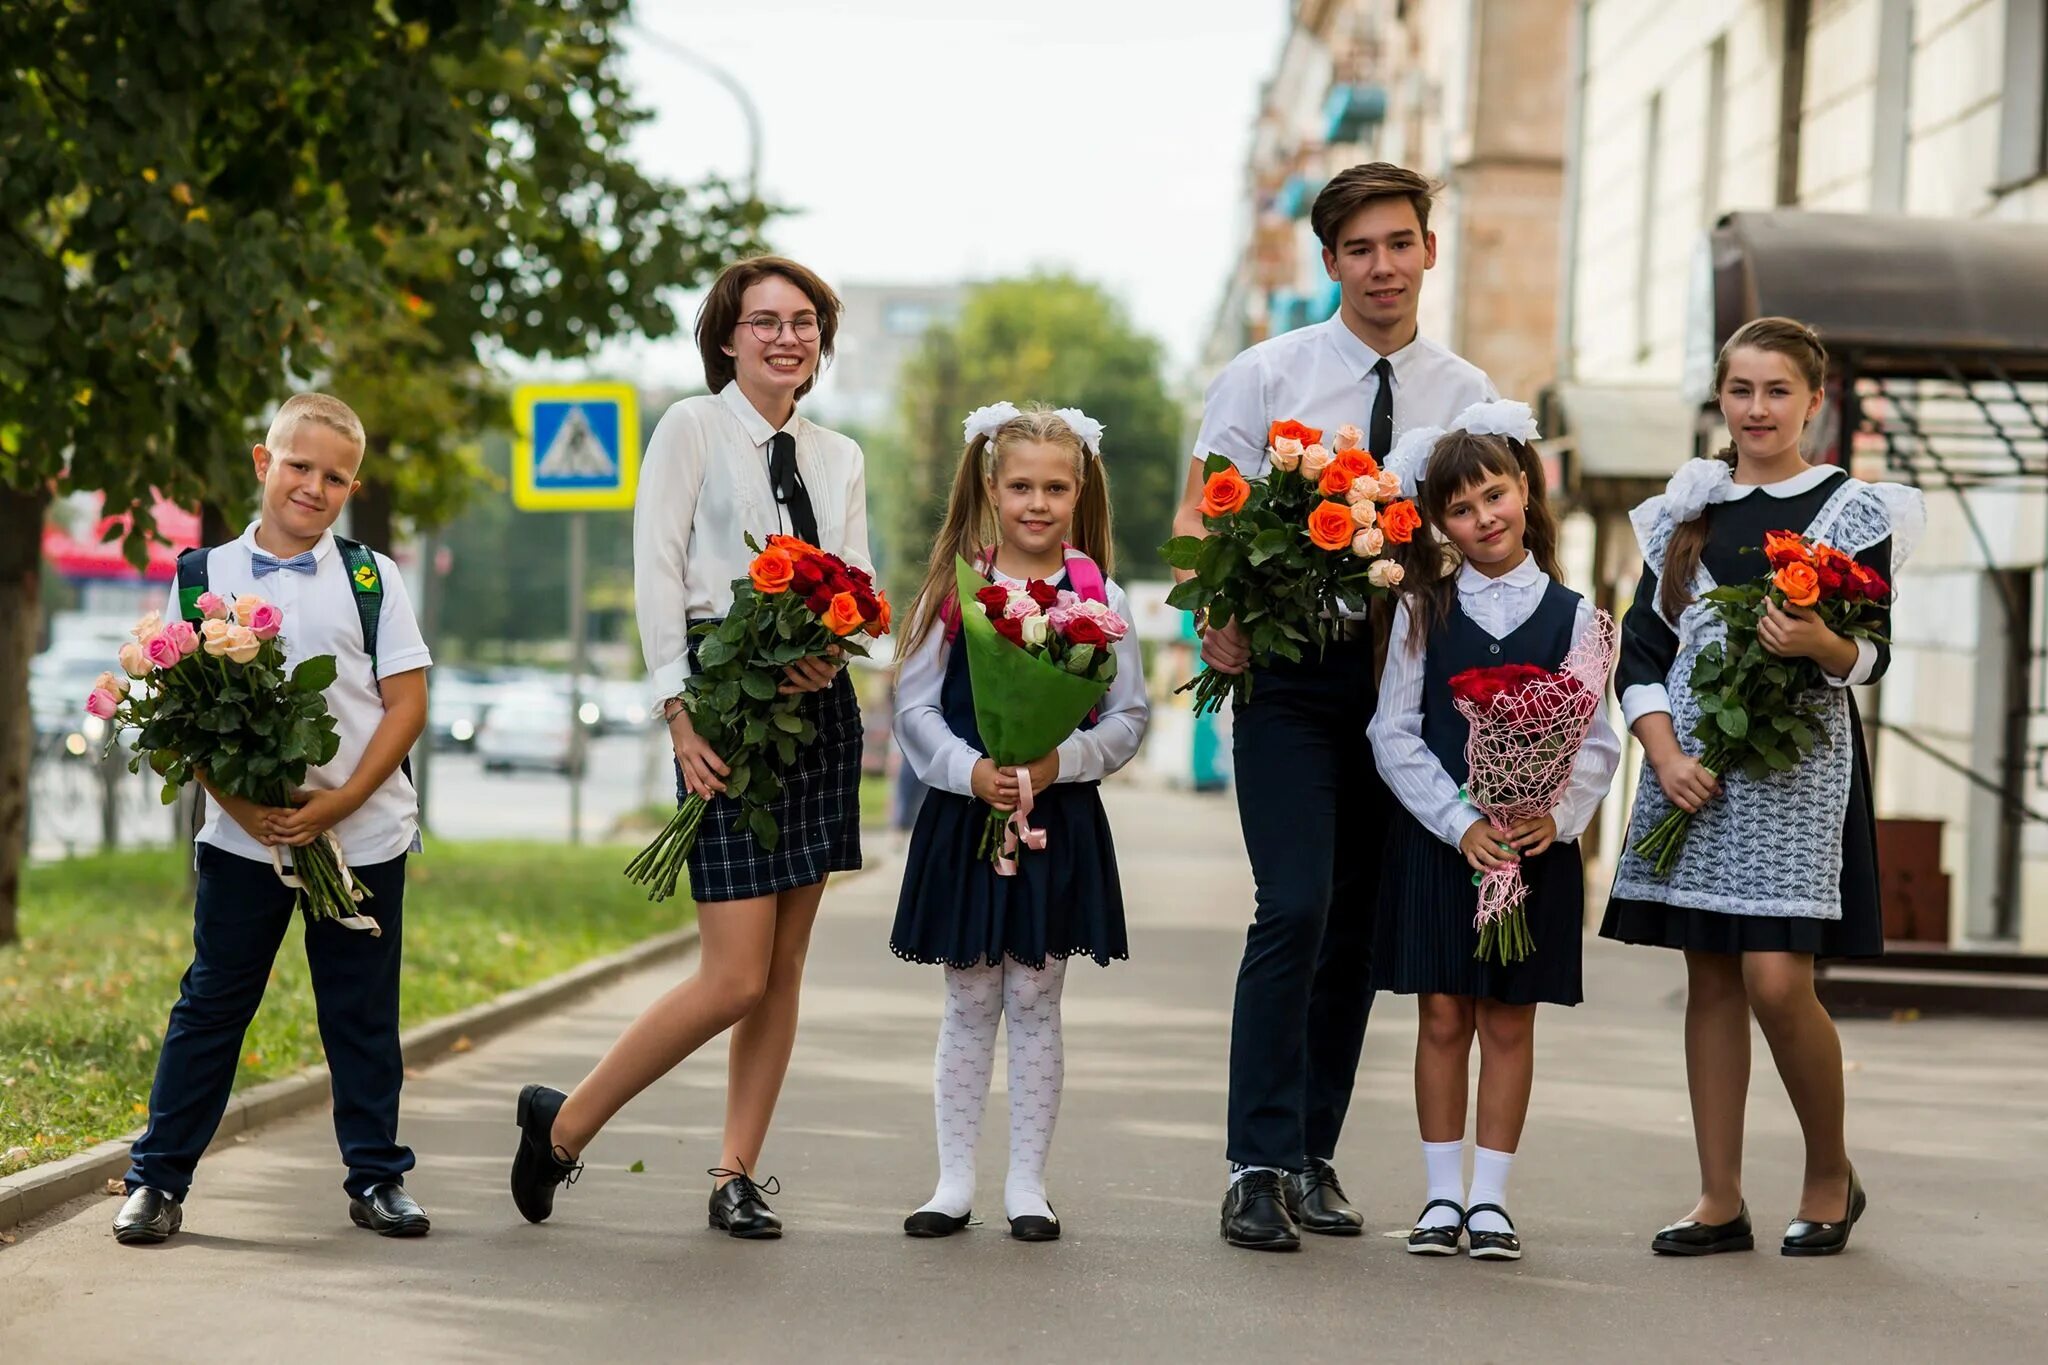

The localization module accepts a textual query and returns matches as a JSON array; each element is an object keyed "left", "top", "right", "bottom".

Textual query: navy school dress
[
  {"left": 889, "top": 629, "right": 1128, "bottom": 969},
  {"left": 1373, "top": 580, "right": 1587, "bottom": 1006}
]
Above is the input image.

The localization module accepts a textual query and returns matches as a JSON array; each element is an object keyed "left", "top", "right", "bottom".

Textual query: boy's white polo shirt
[{"left": 165, "top": 524, "right": 432, "bottom": 867}]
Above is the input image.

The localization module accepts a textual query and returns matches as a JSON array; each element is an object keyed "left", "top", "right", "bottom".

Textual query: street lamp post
[{"left": 630, "top": 27, "right": 763, "bottom": 199}]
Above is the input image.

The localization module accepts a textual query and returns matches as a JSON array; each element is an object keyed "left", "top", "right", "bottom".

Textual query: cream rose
[
  {"left": 1375, "top": 468, "right": 1403, "bottom": 501},
  {"left": 223, "top": 625, "right": 262, "bottom": 664},
  {"left": 1335, "top": 423, "right": 1365, "bottom": 452},
  {"left": 117, "top": 641, "right": 151, "bottom": 679},
  {"left": 1368, "top": 559, "right": 1405, "bottom": 589},
  {"left": 1020, "top": 612, "right": 1050, "bottom": 647},
  {"left": 1352, "top": 527, "right": 1386, "bottom": 556},
  {"left": 1350, "top": 498, "right": 1378, "bottom": 528},
  {"left": 200, "top": 618, "right": 232, "bottom": 656},
  {"left": 1299, "top": 443, "right": 1333, "bottom": 480},
  {"left": 130, "top": 611, "right": 163, "bottom": 644},
  {"left": 1269, "top": 441, "right": 1302, "bottom": 473},
  {"left": 232, "top": 594, "right": 264, "bottom": 628}
]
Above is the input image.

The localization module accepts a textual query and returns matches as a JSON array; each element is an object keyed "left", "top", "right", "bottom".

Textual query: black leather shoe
[
  {"left": 1287, "top": 1159, "right": 1364, "bottom": 1236},
  {"left": 349, "top": 1182, "right": 431, "bottom": 1237},
  {"left": 1464, "top": 1203, "right": 1521, "bottom": 1261},
  {"left": 1008, "top": 1204, "right": 1060, "bottom": 1242},
  {"left": 708, "top": 1167, "right": 783, "bottom": 1239},
  {"left": 112, "top": 1186, "right": 182, "bottom": 1245},
  {"left": 510, "top": 1083, "right": 583, "bottom": 1225},
  {"left": 1782, "top": 1170, "right": 1866, "bottom": 1257},
  {"left": 1220, "top": 1171, "right": 1300, "bottom": 1252},
  {"left": 1406, "top": 1198, "right": 1464, "bottom": 1256},
  {"left": 1651, "top": 1202, "right": 1755, "bottom": 1256},
  {"left": 903, "top": 1209, "right": 971, "bottom": 1238}
]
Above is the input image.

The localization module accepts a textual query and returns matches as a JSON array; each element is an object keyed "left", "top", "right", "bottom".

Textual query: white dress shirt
[
  {"left": 1193, "top": 315, "right": 1496, "bottom": 473},
  {"left": 634, "top": 383, "right": 872, "bottom": 711},
  {"left": 894, "top": 568, "right": 1151, "bottom": 797},
  {"left": 167, "top": 524, "right": 432, "bottom": 867},
  {"left": 1371, "top": 557, "right": 1622, "bottom": 847},
  {"left": 1619, "top": 464, "right": 1877, "bottom": 729}
]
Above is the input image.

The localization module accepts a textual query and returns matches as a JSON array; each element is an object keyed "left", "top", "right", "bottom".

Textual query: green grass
[{"left": 0, "top": 843, "right": 694, "bottom": 1178}]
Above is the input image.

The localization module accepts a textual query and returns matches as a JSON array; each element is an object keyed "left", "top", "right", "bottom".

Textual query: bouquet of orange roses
[
  {"left": 1631, "top": 529, "right": 1890, "bottom": 876},
  {"left": 1164, "top": 419, "right": 1419, "bottom": 713},
  {"left": 625, "top": 534, "right": 890, "bottom": 901}
]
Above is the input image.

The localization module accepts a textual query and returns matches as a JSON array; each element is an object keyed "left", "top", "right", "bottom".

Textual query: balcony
[
  {"left": 1266, "top": 288, "right": 1317, "bottom": 335},
  {"left": 1324, "top": 82, "right": 1388, "bottom": 145},
  {"left": 1275, "top": 173, "right": 1324, "bottom": 220}
]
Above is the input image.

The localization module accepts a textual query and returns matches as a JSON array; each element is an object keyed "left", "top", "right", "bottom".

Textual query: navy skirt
[
  {"left": 680, "top": 672, "right": 863, "bottom": 904},
  {"left": 890, "top": 783, "right": 1128, "bottom": 969},
  {"left": 1373, "top": 808, "right": 1585, "bottom": 1006}
]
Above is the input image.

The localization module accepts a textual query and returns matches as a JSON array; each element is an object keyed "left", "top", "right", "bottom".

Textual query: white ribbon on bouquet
[{"left": 270, "top": 833, "right": 381, "bottom": 934}]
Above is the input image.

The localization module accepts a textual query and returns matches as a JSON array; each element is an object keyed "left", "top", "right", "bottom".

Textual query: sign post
[{"left": 511, "top": 381, "right": 640, "bottom": 845}]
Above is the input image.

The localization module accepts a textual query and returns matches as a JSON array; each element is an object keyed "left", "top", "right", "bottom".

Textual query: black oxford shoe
[
  {"left": 1287, "top": 1159, "right": 1364, "bottom": 1236},
  {"left": 349, "top": 1182, "right": 431, "bottom": 1237},
  {"left": 708, "top": 1168, "right": 783, "bottom": 1239},
  {"left": 112, "top": 1186, "right": 182, "bottom": 1246},
  {"left": 1651, "top": 1202, "right": 1754, "bottom": 1256},
  {"left": 1782, "top": 1171, "right": 1866, "bottom": 1257},
  {"left": 510, "top": 1083, "right": 583, "bottom": 1224},
  {"left": 1221, "top": 1170, "right": 1300, "bottom": 1252}
]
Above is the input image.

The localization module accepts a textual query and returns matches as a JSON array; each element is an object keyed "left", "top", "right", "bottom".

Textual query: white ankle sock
[
  {"left": 1001, "top": 956, "right": 1066, "bottom": 1223},
  {"left": 1418, "top": 1140, "right": 1465, "bottom": 1229},
  {"left": 1230, "top": 1164, "right": 1286, "bottom": 1185},
  {"left": 915, "top": 963, "right": 1002, "bottom": 1220},
  {"left": 1466, "top": 1145, "right": 1515, "bottom": 1234}
]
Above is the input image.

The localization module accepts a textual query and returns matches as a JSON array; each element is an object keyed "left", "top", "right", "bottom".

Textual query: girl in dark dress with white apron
[{"left": 1604, "top": 318, "right": 1923, "bottom": 1258}]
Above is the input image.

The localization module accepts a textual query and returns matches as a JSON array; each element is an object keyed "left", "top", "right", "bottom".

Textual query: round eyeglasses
[{"left": 742, "top": 313, "right": 820, "bottom": 344}]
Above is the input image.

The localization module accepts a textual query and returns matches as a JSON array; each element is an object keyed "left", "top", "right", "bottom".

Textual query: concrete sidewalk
[{"left": 2, "top": 784, "right": 2042, "bottom": 1362}]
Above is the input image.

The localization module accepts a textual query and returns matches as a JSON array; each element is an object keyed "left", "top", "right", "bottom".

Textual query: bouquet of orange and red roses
[
  {"left": 1164, "top": 420, "right": 1419, "bottom": 714},
  {"left": 1631, "top": 529, "right": 1891, "bottom": 876},
  {"left": 625, "top": 534, "right": 890, "bottom": 901}
]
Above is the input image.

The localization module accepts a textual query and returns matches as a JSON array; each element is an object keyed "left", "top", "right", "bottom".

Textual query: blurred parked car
[
  {"left": 30, "top": 649, "right": 137, "bottom": 759},
  {"left": 476, "top": 691, "right": 582, "bottom": 776},
  {"left": 427, "top": 679, "right": 497, "bottom": 752}
]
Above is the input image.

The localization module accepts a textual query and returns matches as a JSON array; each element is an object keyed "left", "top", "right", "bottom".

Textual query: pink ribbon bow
[{"left": 994, "top": 765, "right": 1047, "bottom": 876}]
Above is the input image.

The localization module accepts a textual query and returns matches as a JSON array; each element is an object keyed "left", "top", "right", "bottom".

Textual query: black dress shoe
[
  {"left": 903, "top": 1209, "right": 971, "bottom": 1238},
  {"left": 1406, "top": 1199, "right": 1464, "bottom": 1256},
  {"left": 1464, "top": 1203, "right": 1521, "bottom": 1261},
  {"left": 1220, "top": 1170, "right": 1300, "bottom": 1252},
  {"left": 1651, "top": 1202, "right": 1754, "bottom": 1256},
  {"left": 1008, "top": 1204, "right": 1060, "bottom": 1242},
  {"left": 708, "top": 1167, "right": 783, "bottom": 1239},
  {"left": 349, "top": 1182, "right": 432, "bottom": 1238},
  {"left": 510, "top": 1083, "right": 583, "bottom": 1225},
  {"left": 112, "top": 1187, "right": 182, "bottom": 1246},
  {"left": 1782, "top": 1170, "right": 1866, "bottom": 1257},
  {"left": 1287, "top": 1159, "right": 1364, "bottom": 1236}
]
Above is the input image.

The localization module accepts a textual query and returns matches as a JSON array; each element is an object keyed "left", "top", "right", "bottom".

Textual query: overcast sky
[{"left": 574, "top": 0, "right": 1287, "bottom": 392}]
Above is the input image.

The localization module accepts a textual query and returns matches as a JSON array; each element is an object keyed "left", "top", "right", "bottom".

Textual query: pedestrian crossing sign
[{"left": 511, "top": 381, "right": 641, "bottom": 511}]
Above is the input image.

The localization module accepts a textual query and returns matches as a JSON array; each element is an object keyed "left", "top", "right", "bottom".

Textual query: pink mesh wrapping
[{"left": 1452, "top": 610, "right": 1618, "bottom": 942}]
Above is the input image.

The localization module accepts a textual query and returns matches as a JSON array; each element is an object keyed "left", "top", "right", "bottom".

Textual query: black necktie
[
  {"left": 768, "top": 431, "right": 819, "bottom": 546},
  {"left": 1369, "top": 356, "right": 1395, "bottom": 462}
]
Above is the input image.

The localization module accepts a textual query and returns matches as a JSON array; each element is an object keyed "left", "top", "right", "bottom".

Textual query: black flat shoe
[
  {"left": 112, "top": 1187, "right": 182, "bottom": 1246},
  {"left": 1651, "top": 1202, "right": 1754, "bottom": 1256},
  {"left": 1220, "top": 1170, "right": 1300, "bottom": 1252},
  {"left": 1464, "top": 1203, "right": 1521, "bottom": 1261},
  {"left": 904, "top": 1209, "right": 971, "bottom": 1238},
  {"left": 510, "top": 1083, "right": 583, "bottom": 1224},
  {"left": 1287, "top": 1159, "right": 1365, "bottom": 1236},
  {"left": 1782, "top": 1171, "right": 1866, "bottom": 1257},
  {"left": 1008, "top": 1204, "right": 1060, "bottom": 1242},
  {"left": 349, "top": 1182, "right": 431, "bottom": 1238},
  {"left": 708, "top": 1167, "right": 783, "bottom": 1239},
  {"left": 1405, "top": 1199, "right": 1464, "bottom": 1256}
]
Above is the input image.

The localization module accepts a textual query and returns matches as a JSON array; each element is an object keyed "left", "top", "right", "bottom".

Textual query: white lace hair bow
[
  {"left": 1054, "top": 407, "right": 1105, "bottom": 454},
  {"left": 1385, "top": 425, "right": 1447, "bottom": 500},
  {"left": 1382, "top": 399, "right": 1543, "bottom": 497},
  {"left": 962, "top": 402, "right": 1021, "bottom": 447},
  {"left": 1661, "top": 457, "right": 1736, "bottom": 524}
]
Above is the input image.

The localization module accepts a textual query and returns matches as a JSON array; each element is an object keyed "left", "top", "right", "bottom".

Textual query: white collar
[
  {"left": 1457, "top": 554, "right": 1543, "bottom": 595},
  {"left": 719, "top": 382, "right": 801, "bottom": 448},
  {"left": 1724, "top": 464, "right": 1840, "bottom": 500},
  {"left": 1319, "top": 314, "right": 1423, "bottom": 385},
  {"left": 240, "top": 522, "right": 336, "bottom": 563}
]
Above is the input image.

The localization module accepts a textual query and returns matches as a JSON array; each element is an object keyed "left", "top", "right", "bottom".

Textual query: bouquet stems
[
  {"left": 286, "top": 832, "right": 369, "bottom": 924},
  {"left": 1475, "top": 906, "right": 1534, "bottom": 966},
  {"left": 624, "top": 796, "right": 709, "bottom": 902},
  {"left": 1629, "top": 750, "right": 1726, "bottom": 877},
  {"left": 1175, "top": 667, "right": 1253, "bottom": 717}
]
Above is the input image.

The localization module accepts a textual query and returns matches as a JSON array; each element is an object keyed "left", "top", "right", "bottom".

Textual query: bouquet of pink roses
[{"left": 89, "top": 592, "right": 372, "bottom": 930}]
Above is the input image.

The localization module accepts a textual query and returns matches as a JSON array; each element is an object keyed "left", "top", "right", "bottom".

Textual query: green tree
[{"left": 885, "top": 275, "right": 1184, "bottom": 604}]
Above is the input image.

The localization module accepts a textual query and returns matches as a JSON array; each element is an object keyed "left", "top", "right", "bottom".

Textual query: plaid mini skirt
[{"left": 680, "top": 671, "right": 863, "bottom": 904}]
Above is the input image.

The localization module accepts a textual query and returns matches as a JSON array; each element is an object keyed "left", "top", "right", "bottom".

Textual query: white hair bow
[
  {"left": 1661, "top": 458, "right": 1736, "bottom": 524},
  {"left": 1054, "top": 407, "right": 1105, "bottom": 454},
  {"left": 962, "top": 402, "right": 1021, "bottom": 447},
  {"left": 1384, "top": 425, "right": 1446, "bottom": 500},
  {"left": 1450, "top": 398, "right": 1540, "bottom": 444}
]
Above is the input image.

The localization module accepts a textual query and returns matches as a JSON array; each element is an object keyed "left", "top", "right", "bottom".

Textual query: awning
[
  {"left": 1545, "top": 382, "right": 1699, "bottom": 480},
  {"left": 41, "top": 495, "right": 200, "bottom": 582}
]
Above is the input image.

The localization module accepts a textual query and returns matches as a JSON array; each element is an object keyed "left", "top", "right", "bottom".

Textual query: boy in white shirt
[{"left": 115, "top": 394, "right": 434, "bottom": 1245}]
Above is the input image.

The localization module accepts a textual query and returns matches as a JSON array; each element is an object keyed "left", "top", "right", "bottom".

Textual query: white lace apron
[{"left": 1610, "top": 476, "right": 1920, "bottom": 919}]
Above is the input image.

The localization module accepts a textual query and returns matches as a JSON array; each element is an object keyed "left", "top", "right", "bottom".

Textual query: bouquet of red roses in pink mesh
[{"left": 1448, "top": 610, "right": 1617, "bottom": 964}]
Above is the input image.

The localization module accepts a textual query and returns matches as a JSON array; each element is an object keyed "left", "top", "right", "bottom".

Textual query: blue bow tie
[{"left": 251, "top": 549, "right": 317, "bottom": 577}]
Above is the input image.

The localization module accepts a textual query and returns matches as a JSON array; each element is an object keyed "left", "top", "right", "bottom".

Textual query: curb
[{"left": 0, "top": 923, "right": 703, "bottom": 1233}]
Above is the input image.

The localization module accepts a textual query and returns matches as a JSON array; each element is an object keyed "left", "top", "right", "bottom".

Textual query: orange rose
[
  {"left": 1199, "top": 467, "right": 1251, "bottom": 518},
  {"left": 1380, "top": 499, "right": 1423, "bottom": 545},
  {"left": 1320, "top": 449, "right": 1373, "bottom": 496},
  {"left": 825, "top": 591, "right": 866, "bottom": 636},
  {"left": 1307, "top": 500, "right": 1357, "bottom": 552},
  {"left": 1774, "top": 561, "right": 1821, "bottom": 607},
  {"left": 1268, "top": 419, "right": 1323, "bottom": 449},
  {"left": 1762, "top": 530, "right": 1812, "bottom": 569},
  {"left": 749, "top": 547, "right": 795, "bottom": 594},
  {"left": 864, "top": 591, "right": 893, "bottom": 638},
  {"left": 767, "top": 533, "right": 822, "bottom": 561}
]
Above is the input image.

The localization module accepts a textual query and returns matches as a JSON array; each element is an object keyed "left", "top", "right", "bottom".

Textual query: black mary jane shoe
[
  {"left": 112, "top": 1186, "right": 183, "bottom": 1246},
  {"left": 1287, "top": 1159, "right": 1365, "bottom": 1236},
  {"left": 708, "top": 1166, "right": 783, "bottom": 1240},
  {"left": 1405, "top": 1199, "right": 1465, "bottom": 1256},
  {"left": 349, "top": 1182, "right": 432, "bottom": 1238},
  {"left": 510, "top": 1083, "right": 584, "bottom": 1225},
  {"left": 1220, "top": 1170, "right": 1300, "bottom": 1252},
  {"left": 1464, "top": 1204, "right": 1521, "bottom": 1261},
  {"left": 1008, "top": 1204, "right": 1060, "bottom": 1243},
  {"left": 1782, "top": 1171, "right": 1866, "bottom": 1257},
  {"left": 903, "top": 1209, "right": 972, "bottom": 1238},
  {"left": 1651, "top": 1202, "right": 1754, "bottom": 1256}
]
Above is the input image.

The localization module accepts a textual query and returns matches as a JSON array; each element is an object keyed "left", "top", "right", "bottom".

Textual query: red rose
[
  {"left": 1025, "top": 578, "right": 1060, "bottom": 609},
  {"left": 792, "top": 557, "right": 826, "bottom": 590},
  {"left": 1848, "top": 562, "right": 1890, "bottom": 602},
  {"left": 806, "top": 588, "right": 836, "bottom": 616},
  {"left": 975, "top": 584, "right": 1010, "bottom": 614},
  {"left": 852, "top": 586, "right": 882, "bottom": 622},
  {"left": 1062, "top": 617, "right": 1109, "bottom": 647},
  {"left": 1815, "top": 564, "right": 1846, "bottom": 597},
  {"left": 993, "top": 616, "right": 1025, "bottom": 646},
  {"left": 1449, "top": 663, "right": 1552, "bottom": 709},
  {"left": 845, "top": 564, "right": 874, "bottom": 589}
]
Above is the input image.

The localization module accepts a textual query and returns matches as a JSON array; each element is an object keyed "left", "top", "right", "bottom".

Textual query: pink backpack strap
[{"left": 1062, "top": 544, "right": 1107, "bottom": 604}]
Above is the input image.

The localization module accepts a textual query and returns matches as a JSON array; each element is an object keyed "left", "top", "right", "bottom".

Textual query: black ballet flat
[
  {"left": 1405, "top": 1199, "right": 1464, "bottom": 1256},
  {"left": 903, "top": 1209, "right": 971, "bottom": 1238},
  {"left": 1782, "top": 1171, "right": 1866, "bottom": 1257},
  {"left": 1009, "top": 1203, "right": 1060, "bottom": 1242},
  {"left": 1651, "top": 1202, "right": 1754, "bottom": 1256},
  {"left": 1464, "top": 1203, "right": 1521, "bottom": 1261}
]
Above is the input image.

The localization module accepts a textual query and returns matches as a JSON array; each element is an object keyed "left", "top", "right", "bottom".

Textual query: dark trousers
[
  {"left": 125, "top": 845, "right": 414, "bottom": 1201},
  {"left": 1226, "top": 637, "right": 1385, "bottom": 1170}
]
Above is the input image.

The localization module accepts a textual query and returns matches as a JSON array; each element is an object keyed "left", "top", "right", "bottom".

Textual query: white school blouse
[
  {"left": 894, "top": 569, "right": 1151, "bottom": 798},
  {"left": 1369, "top": 557, "right": 1621, "bottom": 847},
  {"left": 634, "top": 383, "right": 873, "bottom": 711}
]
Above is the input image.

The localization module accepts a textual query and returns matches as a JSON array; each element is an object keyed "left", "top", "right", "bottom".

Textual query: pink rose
[
  {"left": 1003, "top": 592, "right": 1040, "bottom": 621},
  {"left": 85, "top": 687, "right": 119, "bottom": 719},
  {"left": 1350, "top": 498, "right": 1378, "bottom": 528},
  {"left": 1335, "top": 424, "right": 1365, "bottom": 452},
  {"left": 249, "top": 602, "right": 284, "bottom": 640},
  {"left": 130, "top": 610, "right": 163, "bottom": 643},
  {"left": 145, "top": 632, "right": 182, "bottom": 671},
  {"left": 232, "top": 594, "right": 264, "bottom": 627},
  {"left": 1299, "top": 444, "right": 1333, "bottom": 480},
  {"left": 1368, "top": 559, "right": 1405, "bottom": 589},
  {"left": 223, "top": 625, "right": 262, "bottom": 664},
  {"left": 161, "top": 619, "right": 199, "bottom": 656},
  {"left": 1352, "top": 527, "right": 1385, "bottom": 557},
  {"left": 200, "top": 618, "right": 231, "bottom": 654},
  {"left": 194, "top": 591, "right": 229, "bottom": 620},
  {"left": 1049, "top": 597, "right": 1130, "bottom": 643}
]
